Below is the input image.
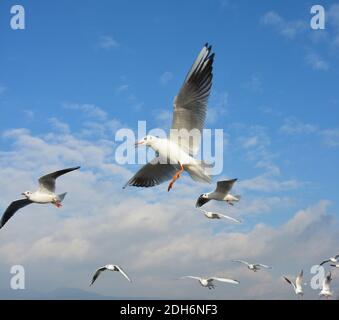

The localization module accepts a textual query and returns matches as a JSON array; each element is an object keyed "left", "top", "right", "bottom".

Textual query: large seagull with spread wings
[
  {"left": 0, "top": 167, "right": 80, "bottom": 229},
  {"left": 124, "top": 44, "right": 215, "bottom": 191}
]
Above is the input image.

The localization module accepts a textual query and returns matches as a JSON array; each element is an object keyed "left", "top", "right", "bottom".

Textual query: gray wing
[
  {"left": 210, "top": 277, "right": 239, "bottom": 285},
  {"left": 115, "top": 266, "right": 132, "bottom": 282},
  {"left": 170, "top": 44, "right": 214, "bottom": 155},
  {"left": 215, "top": 179, "right": 237, "bottom": 194},
  {"left": 283, "top": 276, "right": 296, "bottom": 290},
  {"left": 232, "top": 260, "right": 250, "bottom": 267},
  {"left": 320, "top": 259, "right": 330, "bottom": 266},
  {"left": 255, "top": 264, "right": 272, "bottom": 269},
  {"left": 38, "top": 166, "right": 80, "bottom": 193},
  {"left": 123, "top": 158, "right": 177, "bottom": 188},
  {"left": 0, "top": 199, "right": 33, "bottom": 229},
  {"left": 90, "top": 267, "right": 107, "bottom": 286}
]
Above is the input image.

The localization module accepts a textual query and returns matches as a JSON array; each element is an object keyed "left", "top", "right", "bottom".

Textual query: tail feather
[
  {"left": 185, "top": 164, "right": 211, "bottom": 184},
  {"left": 58, "top": 193, "right": 67, "bottom": 202}
]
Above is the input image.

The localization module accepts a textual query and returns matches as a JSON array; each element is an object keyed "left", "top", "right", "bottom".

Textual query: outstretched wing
[
  {"left": 0, "top": 199, "right": 33, "bottom": 229},
  {"left": 124, "top": 159, "right": 177, "bottom": 188},
  {"left": 181, "top": 276, "right": 201, "bottom": 281},
  {"left": 170, "top": 44, "right": 214, "bottom": 155},
  {"left": 218, "top": 213, "right": 242, "bottom": 223},
  {"left": 320, "top": 259, "right": 330, "bottom": 266},
  {"left": 211, "top": 277, "right": 239, "bottom": 285},
  {"left": 283, "top": 276, "right": 296, "bottom": 290},
  {"left": 232, "top": 260, "right": 250, "bottom": 267},
  {"left": 39, "top": 167, "right": 80, "bottom": 193},
  {"left": 255, "top": 264, "right": 272, "bottom": 269},
  {"left": 195, "top": 195, "right": 211, "bottom": 208},
  {"left": 90, "top": 267, "right": 107, "bottom": 286},
  {"left": 115, "top": 266, "right": 132, "bottom": 282},
  {"left": 215, "top": 179, "right": 237, "bottom": 194},
  {"left": 295, "top": 270, "right": 303, "bottom": 288}
]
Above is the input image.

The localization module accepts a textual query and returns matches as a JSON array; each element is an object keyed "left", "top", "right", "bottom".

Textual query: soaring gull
[
  {"left": 232, "top": 260, "right": 272, "bottom": 272},
  {"left": 320, "top": 254, "right": 339, "bottom": 266},
  {"left": 180, "top": 276, "right": 239, "bottom": 289},
  {"left": 198, "top": 209, "right": 242, "bottom": 223},
  {"left": 0, "top": 167, "right": 80, "bottom": 229},
  {"left": 319, "top": 272, "right": 333, "bottom": 298},
  {"left": 283, "top": 270, "right": 304, "bottom": 297},
  {"left": 196, "top": 179, "right": 240, "bottom": 208},
  {"left": 90, "top": 264, "right": 131, "bottom": 286},
  {"left": 124, "top": 43, "right": 215, "bottom": 192}
]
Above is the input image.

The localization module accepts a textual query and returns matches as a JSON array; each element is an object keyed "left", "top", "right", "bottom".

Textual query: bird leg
[
  {"left": 53, "top": 200, "right": 62, "bottom": 208},
  {"left": 167, "top": 163, "right": 184, "bottom": 192}
]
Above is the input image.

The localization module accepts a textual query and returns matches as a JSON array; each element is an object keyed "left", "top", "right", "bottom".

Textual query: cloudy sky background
[{"left": 0, "top": 0, "right": 339, "bottom": 299}]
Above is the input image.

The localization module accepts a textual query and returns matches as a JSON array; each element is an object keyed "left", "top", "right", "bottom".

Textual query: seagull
[
  {"left": 320, "top": 255, "right": 339, "bottom": 266},
  {"left": 319, "top": 272, "right": 333, "bottom": 298},
  {"left": 198, "top": 209, "right": 242, "bottom": 223},
  {"left": 232, "top": 260, "right": 272, "bottom": 272},
  {"left": 181, "top": 276, "right": 239, "bottom": 289},
  {"left": 283, "top": 270, "right": 304, "bottom": 297},
  {"left": 0, "top": 167, "right": 80, "bottom": 229},
  {"left": 124, "top": 43, "right": 215, "bottom": 192},
  {"left": 90, "top": 264, "right": 132, "bottom": 286},
  {"left": 196, "top": 179, "right": 240, "bottom": 208}
]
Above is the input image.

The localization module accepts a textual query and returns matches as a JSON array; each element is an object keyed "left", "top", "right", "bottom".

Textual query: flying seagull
[
  {"left": 319, "top": 272, "right": 333, "bottom": 298},
  {"left": 283, "top": 270, "right": 304, "bottom": 297},
  {"left": 124, "top": 43, "right": 215, "bottom": 192},
  {"left": 196, "top": 179, "right": 240, "bottom": 208},
  {"left": 180, "top": 276, "right": 239, "bottom": 289},
  {"left": 90, "top": 264, "right": 131, "bottom": 286},
  {"left": 0, "top": 167, "right": 80, "bottom": 229},
  {"left": 232, "top": 260, "right": 272, "bottom": 272},
  {"left": 198, "top": 209, "right": 242, "bottom": 223},
  {"left": 320, "top": 255, "right": 339, "bottom": 266}
]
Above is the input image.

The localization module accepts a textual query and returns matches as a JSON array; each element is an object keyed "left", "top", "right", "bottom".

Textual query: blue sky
[{"left": 0, "top": 0, "right": 339, "bottom": 299}]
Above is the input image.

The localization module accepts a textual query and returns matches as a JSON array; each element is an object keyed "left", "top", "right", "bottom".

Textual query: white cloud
[
  {"left": 280, "top": 118, "right": 318, "bottom": 135},
  {"left": 305, "top": 53, "right": 329, "bottom": 71},
  {"left": 261, "top": 11, "right": 307, "bottom": 39},
  {"left": 115, "top": 84, "right": 129, "bottom": 93},
  {"left": 97, "top": 35, "right": 119, "bottom": 49},
  {"left": 321, "top": 129, "right": 339, "bottom": 147},
  {"left": 160, "top": 71, "right": 174, "bottom": 85},
  {"left": 63, "top": 103, "right": 107, "bottom": 121},
  {"left": 0, "top": 118, "right": 337, "bottom": 299}
]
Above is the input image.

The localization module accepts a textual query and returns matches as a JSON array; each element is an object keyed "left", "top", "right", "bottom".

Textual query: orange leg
[
  {"left": 167, "top": 163, "right": 184, "bottom": 192},
  {"left": 53, "top": 201, "right": 62, "bottom": 208}
]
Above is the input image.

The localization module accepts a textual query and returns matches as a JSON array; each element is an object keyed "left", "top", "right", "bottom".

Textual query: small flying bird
[
  {"left": 0, "top": 167, "right": 80, "bottom": 229},
  {"left": 198, "top": 209, "right": 242, "bottom": 223},
  {"left": 319, "top": 272, "right": 333, "bottom": 298},
  {"left": 232, "top": 260, "right": 272, "bottom": 272},
  {"left": 196, "top": 179, "right": 240, "bottom": 208},
  {"left": 320, "top": 255, "right": 339, "bottom": 266},
  {"left": 90, "top": 265, "right": 132, "bottom": 286},
  {"left": 283, "top": 270, "right": 304, "bottom": 297},
  {"left": 124, "top": 43, "right": 215, "bottom": 192},
  {"left": 181, "top": 276, "right": 239, "bottom": 289}
]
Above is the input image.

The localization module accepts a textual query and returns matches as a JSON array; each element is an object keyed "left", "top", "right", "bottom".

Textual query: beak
[{"left": 135, "top": 140, "right": 144, "bottom": 147}]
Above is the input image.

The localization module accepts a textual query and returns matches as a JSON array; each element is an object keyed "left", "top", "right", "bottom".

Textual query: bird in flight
[
  {"left": 319, "top": 272, "right": 333, "bottom": 299},
  {"left": 283, "top": 270, "right": 304, "bottom": 298},
  {"left": 124, "top": 43, "right": 215, "bottom": 192},
  {"left": 232, "top": 260, "right": 272, "bottom": 272},
  {"left": 196, "top": 179, "right": 240, "bottom": 208},
  {"left": 180, "top": 276, "right": 239, "bottom": 289},
  {"left": 90, "top": 264, "right": 132, "bottom": 286},
  {"left": 0, "top": 167, "right": 80, "bottom": 229},
  {"left": 198, "top": 209, "right": 242, "bottom": 223},
  {"left": 319, "top": 254, "right": 339, "bottom": 266}
]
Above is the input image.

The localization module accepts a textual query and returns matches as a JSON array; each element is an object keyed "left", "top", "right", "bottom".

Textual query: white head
[
  {"left": 135, "top": 135, "right": 158, "bottom": 147},
  {"left": 21, "top": 191, "right": 32, "bottom": 199}
]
